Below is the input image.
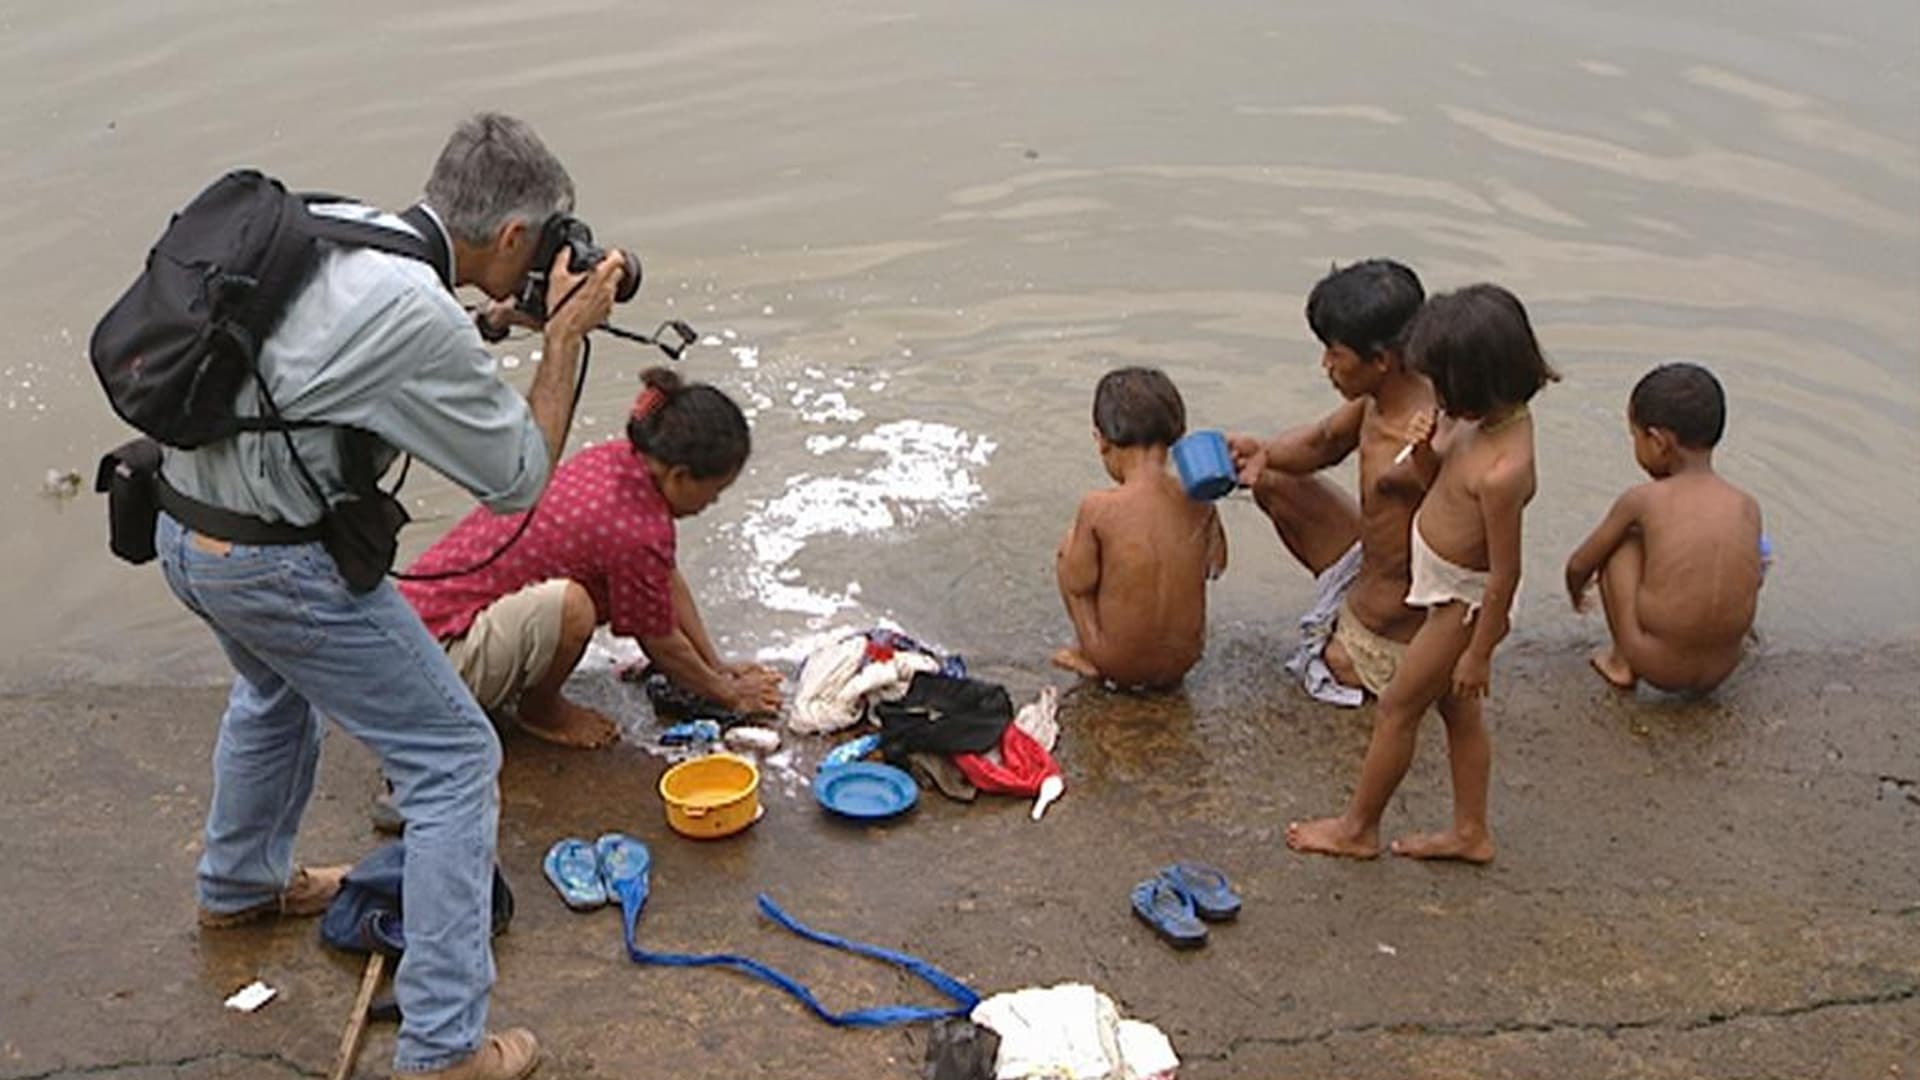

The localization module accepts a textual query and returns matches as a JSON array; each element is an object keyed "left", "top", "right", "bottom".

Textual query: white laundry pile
[
  {"left": 970, "top": 983, "right": 1179, "bottom": 1080},
  {"left": 788, "top": 628, "right": 940, "bottom": 734}
]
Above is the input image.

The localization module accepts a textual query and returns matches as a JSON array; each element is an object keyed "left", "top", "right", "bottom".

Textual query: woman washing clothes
[{"left": 399, "top": 367, "right": 783, "bottom": 748}]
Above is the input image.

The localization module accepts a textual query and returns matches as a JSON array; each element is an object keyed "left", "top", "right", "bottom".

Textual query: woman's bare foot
[
  {"left": 517, "top": 699, "right": 621, "bottom": 749},
  {"left": 1390, "top": 829, "right": 1495, "bottom": 864},
  {"left": 1050, "top": 647, "right": 1101, "bottom": 679},
  {"left": 1285, "top": 815, "right": 1381, "bottom": 859},
  {"left": 1589, "top": 646, "right": 1635, "bottom": 690}
]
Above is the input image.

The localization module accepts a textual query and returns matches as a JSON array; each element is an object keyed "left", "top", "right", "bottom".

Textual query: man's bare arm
[
  {"left": 1230, "top": 399, "right": 1365, "bottom": 483},
  {"left": 525, "top": 251, "right": 625, "bottom": 468}
]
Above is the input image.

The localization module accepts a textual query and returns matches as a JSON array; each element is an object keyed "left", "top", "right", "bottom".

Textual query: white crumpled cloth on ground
[
  {"left": 789, "top": 628, "right": 938, "bottom": 734},
  {"left": 971, "top": 982, "right": 1178, "bottom": 1080},
  {"left": 1013, "top": 685, "right": 1060, "bottom": 751}
]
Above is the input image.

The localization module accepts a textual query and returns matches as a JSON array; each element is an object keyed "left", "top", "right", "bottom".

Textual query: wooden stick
[{"left": 330, "top": 951, "right": 388, "bottom": 1080}]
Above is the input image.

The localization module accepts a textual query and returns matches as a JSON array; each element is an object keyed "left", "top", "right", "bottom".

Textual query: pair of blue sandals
[
  {"left": 1131, "top": 863, "right": 1241, "bottom": 949},
  {"left": 544, "top": 833, "right": 652, "bottom": 912}
]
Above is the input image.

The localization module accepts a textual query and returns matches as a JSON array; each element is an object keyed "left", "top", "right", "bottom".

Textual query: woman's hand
[{"left": 723, "top": 667, "right": 784, "bottom": 716}]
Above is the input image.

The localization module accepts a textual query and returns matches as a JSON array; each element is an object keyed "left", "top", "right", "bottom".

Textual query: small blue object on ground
[
  {"left": 660, "top": 719, "right": 723, "bottom": 746},
  {"left": 598, "top": 832, "right": 652, "bottom": 917},
  {"left": 596, "top": 832, "right": 651, "bottom": 891},
  {"left": 1131, "top": 875, "right": 1208, "bottom": 949},
  {"left": 816, "top": 761, "right": 918, "bottom": 820},
  {"left": 544, "top": 838, "right": 608, "bottom": 911},
  {"left": 819, "top": 732, "right": 883, "bottom": 772},
  {"left": 1161, "top": 862, "right": 1242, "bottom": 922}
]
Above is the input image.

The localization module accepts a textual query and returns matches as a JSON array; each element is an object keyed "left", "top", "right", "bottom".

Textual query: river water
[{"left": 1, "top": 0, "right": 1914, "bottom": 689}]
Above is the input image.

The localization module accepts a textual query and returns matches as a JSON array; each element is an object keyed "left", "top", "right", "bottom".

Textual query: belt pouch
[{"left": 95, "top": 436, "right": 162, "bottom": 565}]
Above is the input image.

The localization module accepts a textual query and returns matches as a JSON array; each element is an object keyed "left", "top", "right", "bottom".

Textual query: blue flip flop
[
  {"left": 543, "top": 838, "right": 607, "bottom": 911},
  {"left": 1161, "top": 862, "right": 1242, "bottom": 922},
  {"left": 1131, "top": 876, "right": 1207, "bottom": 949},
  {"left": 595, "top": 832, "right": 652, "bottom": 913}
]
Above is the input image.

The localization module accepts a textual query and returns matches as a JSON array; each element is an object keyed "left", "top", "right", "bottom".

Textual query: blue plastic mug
[{"left": 1172, "top": 430, "right": 1238, "bottom": 501}]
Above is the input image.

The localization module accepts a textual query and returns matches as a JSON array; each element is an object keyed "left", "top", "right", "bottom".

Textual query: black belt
[{"left": 156, "top": 476, "right": 324, "bottom": 545}]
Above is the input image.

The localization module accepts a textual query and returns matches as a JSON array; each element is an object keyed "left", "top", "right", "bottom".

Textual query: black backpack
[{"left": 89, "top": 169, "right": 442, "bottom": 448}]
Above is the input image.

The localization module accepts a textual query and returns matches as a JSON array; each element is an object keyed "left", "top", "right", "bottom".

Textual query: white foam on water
[
  {"left": 722, "top": 419, "right": 996, "bottom": 623},
  {"left": 731, "top": 344, "right": 759, "bottom": 369},
  {"left": 797, "top": 391, "right": 864, "bottom": 424}
]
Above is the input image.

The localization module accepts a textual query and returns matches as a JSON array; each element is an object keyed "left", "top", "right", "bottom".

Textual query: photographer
[{"left": 153, "top": 113, "right": 621, "bottom": 1080}]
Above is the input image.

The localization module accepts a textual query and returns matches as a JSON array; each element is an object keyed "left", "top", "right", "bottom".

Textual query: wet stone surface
[{"left": 1, "top": 644, "right": 1916, "bottom": 1079}]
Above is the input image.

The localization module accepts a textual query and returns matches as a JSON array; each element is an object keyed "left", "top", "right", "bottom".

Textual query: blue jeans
[{"left": 157, "top": 513, "right": 500, "bottom": 1073}]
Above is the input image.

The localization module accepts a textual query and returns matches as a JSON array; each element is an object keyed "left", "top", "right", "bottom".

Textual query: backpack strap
[
  {"left": 301, "top": 213, "right": 437, "bottom": 281},
  {"left": 300, "top": 199, "right": 453, "bottom": 290},
  {"left": 397, "top": 205, "right": 454, "bottom": 290},
  {"left": 246, "top": 203, "right": 452, "bottom": 469}
]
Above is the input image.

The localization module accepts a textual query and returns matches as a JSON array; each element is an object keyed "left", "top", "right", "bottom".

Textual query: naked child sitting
[
  {"left": 1565, "top": 362, "right": 1765, "bottom": 694},
  {"left": 1054, "top": 367, "right": 1227, "bottom": 689}
]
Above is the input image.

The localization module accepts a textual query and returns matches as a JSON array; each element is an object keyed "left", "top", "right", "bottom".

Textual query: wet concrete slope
[{"left": 0, "top": 644, "right": 1914, "bottom": 1078}]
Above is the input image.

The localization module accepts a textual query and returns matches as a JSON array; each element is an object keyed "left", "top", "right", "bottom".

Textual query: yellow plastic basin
[{"left": 658, "top": 753, "right": 761, "bottom": 840}]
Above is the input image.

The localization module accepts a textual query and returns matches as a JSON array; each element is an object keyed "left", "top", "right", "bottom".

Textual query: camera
[{"left": 512, "top": 214, "right": 641, "bottom": 323}]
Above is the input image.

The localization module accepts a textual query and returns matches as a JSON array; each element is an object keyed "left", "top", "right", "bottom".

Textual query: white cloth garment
[
  {"left": 788, "top": 628, "right": 938, "bottom": 734},
  {"left": 1014, "top": 686, "right": 1061, "bottom": 752},
  {"left": 1406, "top": 516, "right": 1490, "bottom": 622},
  {"left": 971, "top": 983, "right": 1179, "bottom": 1080}
]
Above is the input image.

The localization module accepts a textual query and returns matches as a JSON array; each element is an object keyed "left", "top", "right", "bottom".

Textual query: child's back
[
  {"left": 1056, "top": 368, "right": 1226, "bottom": 688},
  {"left": 1633, "top": 473, "right": 1762, "bottom": 657},
  {"left": 1075, "top": 473, "right": 1220, "bottom": 685},
  {"left": 1566, "top": 362, "right": 1763, "bottom": 693}
]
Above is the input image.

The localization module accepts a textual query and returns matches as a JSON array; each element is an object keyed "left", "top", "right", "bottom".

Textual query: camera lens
[{"left": 612, "top": 248, "right": 641, "bottom": 302}]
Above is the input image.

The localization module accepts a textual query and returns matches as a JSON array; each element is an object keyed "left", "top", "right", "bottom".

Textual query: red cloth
[
  {"left": 953, "top": 724, "right": 1059, "bottom": 796},
  {"left": 400, "top": 440, "right": 677, "bottom": 641}
]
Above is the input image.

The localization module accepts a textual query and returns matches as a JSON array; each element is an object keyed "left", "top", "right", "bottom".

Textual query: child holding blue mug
[{"left": 1054, "top": 367, "right": 1228, "bottom": 688}]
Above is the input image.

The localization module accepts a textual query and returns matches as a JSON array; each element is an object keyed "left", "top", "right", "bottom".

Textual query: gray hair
[{"left": 424, "top": 112, "right": 575, "bottom": 246}]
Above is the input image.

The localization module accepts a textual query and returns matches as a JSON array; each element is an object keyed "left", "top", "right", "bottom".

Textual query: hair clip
[{"left": 631, "top": 385, "right": 667, "bottom": 422}]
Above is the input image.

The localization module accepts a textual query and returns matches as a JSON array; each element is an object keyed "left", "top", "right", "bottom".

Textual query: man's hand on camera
[
  {"left": 476, "top": 298, "right": 540, "bottom": 341},
  {"left": 542, "top": 248, "right": 624, "bottom": 341}
]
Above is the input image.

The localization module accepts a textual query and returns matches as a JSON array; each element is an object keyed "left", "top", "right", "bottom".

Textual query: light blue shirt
[{"left": 160, "top": 203, "right": 549, "bottom": 526}]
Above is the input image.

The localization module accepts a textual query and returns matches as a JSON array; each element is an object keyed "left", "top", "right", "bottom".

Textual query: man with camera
[{"left": 152, "top": 113, "right": 623, "bottom": 1079}]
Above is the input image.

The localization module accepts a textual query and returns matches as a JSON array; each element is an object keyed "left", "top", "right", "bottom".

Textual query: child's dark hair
[
  {"left": 1305, "top": 259, "right": 1425, "bottom": 361},
  {"left": 626, "top": 367, "right": 751, "bottom": 478},
  {"left": 1093, "top": 367, "right": 1187, "bottom": 448},
  {"left": 1630, "top": 362, "right": 1726, "bottom": 448},
  {"left": 1408, "top": 284, "right": 1559, "bottom": 418}
]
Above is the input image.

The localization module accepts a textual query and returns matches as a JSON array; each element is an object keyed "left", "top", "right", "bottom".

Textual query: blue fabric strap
[{"left": 618, "top": 879, "right": 980, "bottom": 1027}]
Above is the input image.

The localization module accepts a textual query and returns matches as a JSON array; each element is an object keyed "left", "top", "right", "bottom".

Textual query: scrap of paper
[{"left": 223, "top": 980, "right": 277, "bottom": 1012}]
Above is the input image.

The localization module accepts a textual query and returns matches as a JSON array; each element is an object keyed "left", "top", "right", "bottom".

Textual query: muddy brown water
[{"left": 1, "top": 0, "right": 1915, "bottom": 691}]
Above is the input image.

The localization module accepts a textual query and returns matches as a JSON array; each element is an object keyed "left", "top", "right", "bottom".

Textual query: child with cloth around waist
[{"left": 1288, "top": 284, "right": 1556, "bottom": 864}]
